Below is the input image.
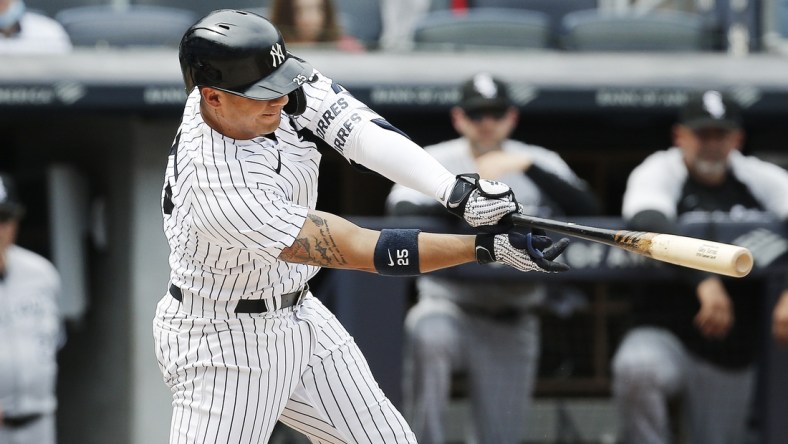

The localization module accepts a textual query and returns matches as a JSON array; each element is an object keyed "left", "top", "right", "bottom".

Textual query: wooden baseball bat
[{"left": 509, "top": 213, "right": 753, "bottom": 278}]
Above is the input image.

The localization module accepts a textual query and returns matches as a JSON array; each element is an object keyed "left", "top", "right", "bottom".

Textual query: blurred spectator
[
  {"left": 387, "top": 73, "right": 598, "bottom": 444},
  {"left": 614, "top": 90, "right": 788, "bottom": 444},
  {"left": 647, "top": 0, "right": 709, "bottom": 13},
  {"left": 269, "top": 0, "right": 365, "bottom": 52},
  {"left": 0, "top": 173, "right": 62, "bottom": 444},
  {"left": 380, "top": 0, "right": 430, "bottom": 51},
  {"left": 0, "top": 0, "right": 71, "bottom": 53}
]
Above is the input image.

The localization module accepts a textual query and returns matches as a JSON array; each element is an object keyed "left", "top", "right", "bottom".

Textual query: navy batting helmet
[{"left": 178, "top": 9, "right": 314, "bottom": 115}]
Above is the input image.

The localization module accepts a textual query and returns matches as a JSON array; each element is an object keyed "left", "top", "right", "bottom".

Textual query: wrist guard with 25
[{"left": 373, "top": 229, "right": 422, "bottom": 276}]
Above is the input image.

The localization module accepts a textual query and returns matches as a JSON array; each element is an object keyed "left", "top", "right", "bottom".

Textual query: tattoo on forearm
[
  {"left": 281, "top": 214, "right": 348, "bottom": 267},
  {"left": 307, "top": 213, "right": 324, "bottom": 227}
]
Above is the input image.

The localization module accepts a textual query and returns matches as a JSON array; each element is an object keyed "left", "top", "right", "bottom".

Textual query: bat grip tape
[{"left": 373, "top": 229, "right": 421, "bottom": 276}]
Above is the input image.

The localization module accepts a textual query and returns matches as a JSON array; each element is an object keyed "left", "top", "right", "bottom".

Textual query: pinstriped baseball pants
[{"left": 153, "top": 291, "right": 416, "bottom": 444}]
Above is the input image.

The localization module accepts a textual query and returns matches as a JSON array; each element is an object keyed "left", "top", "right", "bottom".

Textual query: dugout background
[{"left": 3, "top": 50, "right": 788, "bottom": 443}]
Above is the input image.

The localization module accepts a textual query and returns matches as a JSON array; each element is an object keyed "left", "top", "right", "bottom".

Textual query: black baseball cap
[
  {"left": 679, "top": 90, "right": 742, "bottom": 130},
  {"left": 0, "top": 173, "right": 25, "bottom": 221},
  {"left": 458, "top": 73, "right": 512, "bottom": 112}
]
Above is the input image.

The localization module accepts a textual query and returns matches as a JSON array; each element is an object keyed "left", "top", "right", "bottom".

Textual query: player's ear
[
  {"left": 450, "top": 106, "right": 466, "bottom": 130},
  {"left": 504, "top": 106, "right": 519, "bottom": 126},
  {"left": 732, "top": 128, "right": 745, "bottom": 151},
  {"left": 672, "top": 124, "right": 686, "bottom": 145},
  {"left": 200, "top": 87, "right": 223, "bottom": 108}
]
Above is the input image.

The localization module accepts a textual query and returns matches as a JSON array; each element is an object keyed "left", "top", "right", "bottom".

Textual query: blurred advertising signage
[
  {"left": 370, "top": 85, "right": 458, "bottom": 106},
  {"left": 143, "top": 86, "right": 187, "bottom": 105},
  {"left": 0, "top": 81, "right": 85, "bottom": 106},
  {"left": 369, "top": 84, "right": 538, "bottom": 107},
  {"left": 595, "top": 86, "right": 761, "bottom": 109}
]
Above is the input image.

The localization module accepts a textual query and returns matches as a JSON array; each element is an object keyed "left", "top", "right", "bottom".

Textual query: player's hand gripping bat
[{"left": 507, "top": 213, "right": 753, "bottom": 278}]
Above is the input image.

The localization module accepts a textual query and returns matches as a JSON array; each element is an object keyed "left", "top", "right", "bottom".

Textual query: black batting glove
[
  {"left": 475, "top": 228, "right": 570, "bottom": 273},
  {"left": 445, "top": 173, "right": 520, "bottom": 230}
]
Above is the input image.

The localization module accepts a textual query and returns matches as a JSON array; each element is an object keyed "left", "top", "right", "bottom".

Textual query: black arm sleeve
[
  {"left": 627, "top": 209, "right": 675, "bottom": 233},
  {"left": 388, "top": 200, "right": 449, "bottom": 218},
  {"left": 525, "top": 164, "right": 600, "bottom": 216}
]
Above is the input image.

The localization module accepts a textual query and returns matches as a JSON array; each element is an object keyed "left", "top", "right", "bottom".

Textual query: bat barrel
[
  {"left": 509, "top": 213, "right": 754, "bottom": 278},
  {"left": 648, "top": 233, "right": 753, "bottom": 278}
]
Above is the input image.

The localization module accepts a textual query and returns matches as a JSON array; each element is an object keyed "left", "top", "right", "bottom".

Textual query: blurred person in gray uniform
[
  {"left": 387, "top": 73, "right": 599, "bottom": 444},
  {"left": 0, "top": 0, "right": 71, "bottom": 53},
  {"left": 0, "top": 173, "right": 62, "bottom": 444},
  {"left": 614, "top": 90, "right": 788, "bottom": 444},
  {"left": 379, "top": 0, "right": 430, "bottom": 50}
]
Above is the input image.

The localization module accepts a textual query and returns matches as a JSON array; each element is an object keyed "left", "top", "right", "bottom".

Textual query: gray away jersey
[{"left": 0, "top": 245, "right": 60, "bottom": 416}]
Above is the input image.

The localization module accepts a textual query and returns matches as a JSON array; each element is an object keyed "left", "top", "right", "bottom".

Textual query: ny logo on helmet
[{"left": 270, "top": 43, "right": 285, "bottom": 67}]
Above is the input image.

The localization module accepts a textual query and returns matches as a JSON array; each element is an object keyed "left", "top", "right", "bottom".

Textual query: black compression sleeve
[
  {"left": 627, "top": 209, "right": 675, "bottom": 233},
  {"left": 525, "top": 164, "right": 600, "bottom": 216},
  {"left": 388, "top": 201, "right": 448, "bottom": 218}
]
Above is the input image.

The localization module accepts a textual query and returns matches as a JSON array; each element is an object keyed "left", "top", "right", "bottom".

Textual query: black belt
[
  {"left": 169, "top": 284, "right": 306, "bottom": 313},
  {"left": 2, "top": 413, "right": 43, "bottom": 428}
]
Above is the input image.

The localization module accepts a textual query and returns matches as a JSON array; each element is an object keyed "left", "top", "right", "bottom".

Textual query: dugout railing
[{"left": 318, "top": 215, "right": 788, "bottom": 443}]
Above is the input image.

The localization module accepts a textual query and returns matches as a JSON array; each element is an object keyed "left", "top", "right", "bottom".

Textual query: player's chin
[{"left": 258, "top": 114, "right": 282, "bottom": 134}]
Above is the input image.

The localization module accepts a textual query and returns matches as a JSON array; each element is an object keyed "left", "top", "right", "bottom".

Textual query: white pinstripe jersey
[{"left": 162, "top": 70, "right": 383, "bottom": 301}]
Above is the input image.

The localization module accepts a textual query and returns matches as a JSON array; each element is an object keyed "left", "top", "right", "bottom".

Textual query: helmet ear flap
[{"left": 284, "top": 87, "right": 307, "bottom": 115}]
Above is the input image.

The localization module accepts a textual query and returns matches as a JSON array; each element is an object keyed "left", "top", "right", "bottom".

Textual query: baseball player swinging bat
[{"left": 508, "top": 213, "right": 753, "bottom": 278}]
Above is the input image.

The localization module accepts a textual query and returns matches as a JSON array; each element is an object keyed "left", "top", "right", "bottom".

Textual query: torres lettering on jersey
[
  {"left": 333, "top": 112, "right": 362, "bottom": 150},
  {"left": 315, "top": 97, "right": 350, "bottom": 138}
]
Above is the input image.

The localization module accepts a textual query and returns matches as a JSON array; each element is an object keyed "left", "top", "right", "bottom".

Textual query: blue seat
[
  {"left": 780, "top": 0, "right": 788, "bottom": 38},
  {"left": 560, "top": 9, "right": 716, "bottom": 52},
  {"left": 55, "top": 5, "right": 198, "bottom": 48},
  {"left": 334, "top": 0, "right": 383, "bottom": 47},
  {"left": 412, "top": 8, "right": 551, "bottom": 51},
  {"left": 469, "top": 0, "right": 597, "bottom": 48},
  {"left": 27, "top": 0, "right": 103, "bottom": 19},
  {"left": 132, "top": 0, "right": 270, "bottom": 20}
]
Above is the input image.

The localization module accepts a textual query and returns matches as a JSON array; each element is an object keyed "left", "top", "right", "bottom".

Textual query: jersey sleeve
[
  {"left": 291, "top": 71, "right": 383, "bottom": 158},
  {"left": 291, "top": 70, "right": 457, "bottom": 206},
  {"left": 520, "top": 143, "right": 583, "bottom": 184},
  {"left": 730, "top": 151, "right": 788, "bottom": 219},
  {"left": 622, "top": 148, "right": 687, "bottom": 220},
  {"left": 190, "top": 176, "right": 308, "bottom": 259},
  {"left": 385, "top": 182, "right": 437, "bottom": 211}
]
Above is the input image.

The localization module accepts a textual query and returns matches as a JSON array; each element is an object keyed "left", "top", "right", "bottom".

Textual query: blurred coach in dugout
[
  {"left": 387, "top": 73, "right": 599, "bottom": 444},
  {"left": 0, "top": 173, "right": 62, "bottom": 444},
  {"left": 613, "top": 90, "right": 788, "bottom": 444}
]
